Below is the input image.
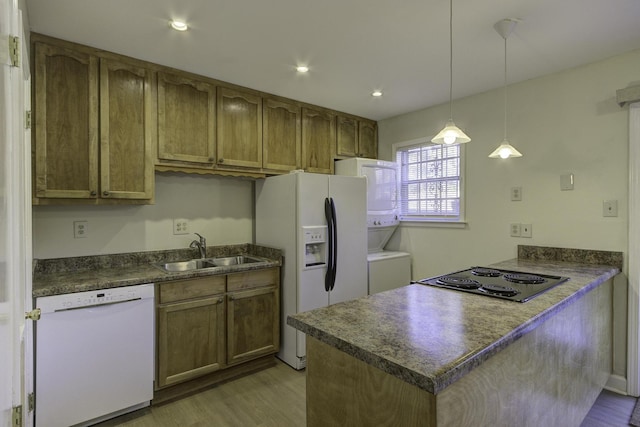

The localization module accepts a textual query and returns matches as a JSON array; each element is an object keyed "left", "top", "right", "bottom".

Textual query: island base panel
[
  {"left": 306, "top": 336, "right": 436, "bottom": 427},
  {"left": 438, "top": 278, "right": 612, "bottom": 427}
]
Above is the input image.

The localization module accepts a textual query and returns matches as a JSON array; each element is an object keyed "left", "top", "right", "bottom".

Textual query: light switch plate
[
  {"left": 603, "top": 200, "right": 618, "bottom": 217},
  {"left": 560, "top": 174, "right": 574, "bottom": 191}
]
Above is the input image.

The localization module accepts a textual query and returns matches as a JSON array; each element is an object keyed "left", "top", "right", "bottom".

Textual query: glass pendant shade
[
  {"left": 488, "top": 139, "right": 523, "bottom": 159},
  {"left": 432, "top": 120, "right": 471, "bottom": 145}
]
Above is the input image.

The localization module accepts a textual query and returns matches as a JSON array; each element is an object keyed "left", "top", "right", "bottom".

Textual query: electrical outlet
[
  {"left": 603, "top": 200, "right": 618, "bottom": 217},
  {"left": 510, "top": 223, "right": 521, "bottom": 237},
  {"left": 73, "top": 220, "right": 88, "bottom": 239},
  {"left": 511, "top": 187, "right": 522, "bottom": 201},
  {"left": 173, "top": 218, "right": 189, "bottom": 235},
  {"left": 521, "top": 223, "right": 532, "bottom": 238}
]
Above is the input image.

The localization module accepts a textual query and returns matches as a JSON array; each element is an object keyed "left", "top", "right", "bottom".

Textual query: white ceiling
[{"left": 25, "top": 0, "right": 640, "bottom": 121}]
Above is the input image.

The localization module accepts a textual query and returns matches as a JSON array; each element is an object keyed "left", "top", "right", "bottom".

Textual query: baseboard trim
[{"left": 605, "top": 374, "right": 628, "bottom": 395}]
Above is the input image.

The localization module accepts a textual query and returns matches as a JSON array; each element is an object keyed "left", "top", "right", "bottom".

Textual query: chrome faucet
[{"left": 189, "top": 233, "right": 207, "bottom": 258}]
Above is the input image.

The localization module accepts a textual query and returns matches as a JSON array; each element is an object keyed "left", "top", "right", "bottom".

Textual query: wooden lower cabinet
[
  {"left": 156, "top": 276, "right": 226, "bottom": 389},
  {"left": 155, "top": 268, "right": 280, "bottom": 396},
  {"left": 227, "top": 285, "right": 279, "bottom": 365},
  {"left": 156, "top": 296, "right": 225, "bottom": 388}
]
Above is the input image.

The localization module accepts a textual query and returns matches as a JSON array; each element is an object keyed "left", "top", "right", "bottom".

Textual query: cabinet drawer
[
  {"left": 227, "top": 268, "right": 279, "bottom": 292},
  {"left": 158, "top": 275, "right": 226, "bottom": 304}
]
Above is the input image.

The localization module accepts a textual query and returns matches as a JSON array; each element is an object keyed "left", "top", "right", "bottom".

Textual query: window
[{"left": 394, "top": 138, "right": 464, "bottom": 223}]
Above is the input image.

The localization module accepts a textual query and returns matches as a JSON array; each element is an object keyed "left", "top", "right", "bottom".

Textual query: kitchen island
[{"left": 288, "top": 247, "right": 622, "bottom": 427}]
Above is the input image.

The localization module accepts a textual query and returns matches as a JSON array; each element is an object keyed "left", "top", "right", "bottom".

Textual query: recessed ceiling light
[
  {"left": 170, "top": 20, "right": 188, "bottom": 31},
  {"left": 296, "top": 66, "right": 309, "bottom": 73},
  {"left": 372, "top": 90, "right": 383, "bottom": 97}
]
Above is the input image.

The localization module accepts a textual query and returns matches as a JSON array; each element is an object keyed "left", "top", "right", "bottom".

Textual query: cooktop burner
[
  {"left": 416, "top": 267, "right": 569, "bottom": 302},
  {"left": 503, "top": 273, "right": 546, "bottom": 284},
  {"left": 471, "top": 267, "right": 502, "bottom": 277},
  {"left": 436, "top": 276, "right": 481, "bottom": 289}
]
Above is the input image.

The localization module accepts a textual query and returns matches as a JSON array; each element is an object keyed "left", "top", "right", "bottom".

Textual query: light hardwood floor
[
  {"left": 98, "top": 359, "right": 635, "bottom": 427},
  {"left": 98, "top": 360, "right": 306, "bottom": 427}
]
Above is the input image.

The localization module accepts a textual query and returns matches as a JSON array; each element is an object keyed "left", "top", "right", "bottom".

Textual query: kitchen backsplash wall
[{"left": 32, "top": 173, "right": 254, "bottom": 259}]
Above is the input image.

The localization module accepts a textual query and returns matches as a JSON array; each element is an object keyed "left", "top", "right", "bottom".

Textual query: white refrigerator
[{"left": 255, "top": 172, "right": 368, "bottom": 369}]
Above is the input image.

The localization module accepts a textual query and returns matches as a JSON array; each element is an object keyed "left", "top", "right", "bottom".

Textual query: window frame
[{"left": 392, "top": 137, "right": 466, "bottom": 226}]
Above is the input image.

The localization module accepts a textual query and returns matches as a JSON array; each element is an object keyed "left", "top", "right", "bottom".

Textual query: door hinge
[
  {"left": 25, "top": 110, "right": 31, "bottom": 130},
  {"left": 12, "top": 405, "right": 22, "bottom": 426},
  {"left": 25, "top": 308, "right": 41, "bottom": 321},
  {"left": 28, "top": 393, "right": 35, "bottom": 412},
  {"left": 9, "top": 36, "right": 19, "bottom": 67}
]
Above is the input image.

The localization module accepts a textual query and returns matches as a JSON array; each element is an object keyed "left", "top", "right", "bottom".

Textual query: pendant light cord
[
  {"left": 503, "top": 34, "right": 508, "bottom": 140},
  {"left": 448, "top": 0, "right": 453, "bottom": 121},
  {"left": 504, "top": 37, "right": 507, "bottom": 141}
]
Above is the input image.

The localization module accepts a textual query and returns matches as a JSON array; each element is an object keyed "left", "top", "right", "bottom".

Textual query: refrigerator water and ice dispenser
[{"left": 303, "top": 226, "right": 327, "bottom": 268}]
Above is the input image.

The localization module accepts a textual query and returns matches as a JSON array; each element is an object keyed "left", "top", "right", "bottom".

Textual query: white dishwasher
[{"left": 35, "top": 283, "right": 155, "bottom": 427}]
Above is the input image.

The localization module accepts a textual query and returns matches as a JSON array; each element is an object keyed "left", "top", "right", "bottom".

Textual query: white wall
[
  {"left": 32, "top": 172, "right": 254, "bottom": 259},
  {"left": 378, "top": 48, "right": 640, "bottom": 386}
]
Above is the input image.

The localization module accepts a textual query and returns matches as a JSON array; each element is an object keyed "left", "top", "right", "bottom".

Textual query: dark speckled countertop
[
  {"left": 287, "top": 246, "right": 622, "bottom": 395},
  {"left": 33, "top": 243, "right": 282, "bottom": 298}
]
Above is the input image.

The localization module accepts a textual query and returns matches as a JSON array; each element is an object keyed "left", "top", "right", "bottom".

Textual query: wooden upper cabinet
[
  {"left": 336, "top": 115, "right": 358, "bottom": 158},
  {"left": 216, "top": 87, "right": 263, "bottom": 169},
  {"left": 358, "top": 120, "right": 378, "bottom": 159},
  {"left": 263, "top": 98, "right": 301, "bottom": 172},
  {"left": 157, "top": 72, "right": 216, "bottom": 166},
  {"left": 99, "top": 58, "right": 155, "bottom": 200},
  {"left": 302, "top": 107, "right": 336, "bottom": 174},
  {"left": 33, "top": 42, "right": 99, "bottom": 199},
  {"left": 336, "top": 115, "right": 378, "bottom": 159},
  {"left": 32, "top": 36, "right": 155, "bottom": 203}
]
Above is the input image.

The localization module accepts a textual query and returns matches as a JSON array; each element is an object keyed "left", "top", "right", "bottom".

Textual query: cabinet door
[
  {"left": 336, "top": 115, "right": 358, "bottom": 158},
  {"left": 263, "top": 98, "right": 301, "bottom": 172},
  {"left": 216, "top": 87, "right": 263, "bottom": 169},
  {"left": 358, "top": 120, "right": 378, "bottom": 159},
  {"left": 302, "top": 107, "right": 336, "bottom": 174},
  {"left": 33, "top": 42, "right": 99, "bottom": 199},
  {"left": 158, "top": 72, "right": 216, "bottom": 165},
  {"left": 99, "top": 58, "right": 155, "bottom": 199},
  {"left": 227, "top": 286, "right": 279, "bottom": 365},
  {"left": 157, "top": 296, "right": 226, "bottom": 388}
]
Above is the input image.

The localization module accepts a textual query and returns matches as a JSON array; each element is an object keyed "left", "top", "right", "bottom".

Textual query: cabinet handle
[
  {"left": 90, "top": 190, "right": 97, "bottom": 197},
  {"left": 218, "top": 297, "right": 224, "bottom": 304},
  {"left": 208, "top": 157, "right": 215, "bottom": 162},
  {"left": 229, "top": 295, "right": 234, "bottom": 301},
  {"left": 103, "top": 191, "right": 110, "bottom": 197},
  {"left": 218, "top": 158, "right": 224, "bottom": 164}
]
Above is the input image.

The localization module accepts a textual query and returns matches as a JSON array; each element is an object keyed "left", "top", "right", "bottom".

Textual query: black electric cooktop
[{"left": 416, "top": 267, "right": 570, "bottom": 302}]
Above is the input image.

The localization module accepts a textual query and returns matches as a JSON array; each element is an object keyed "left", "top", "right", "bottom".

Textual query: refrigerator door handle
[
  {"left": 324, "top": 198, "right": 334, "bottom": 292},
  {"left": 329, "top": 197, "right": 338, "bottom": 290}
]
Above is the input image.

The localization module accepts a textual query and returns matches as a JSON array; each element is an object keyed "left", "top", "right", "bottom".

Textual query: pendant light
[
  {"left": 431, "top": 0, "right": 470, "bottom": 145},
  {"left": 489, "top": 19, "right": 522, "bottom": 159}
]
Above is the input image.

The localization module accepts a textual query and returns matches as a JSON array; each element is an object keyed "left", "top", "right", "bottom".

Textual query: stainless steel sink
[
  {"left": 155, "top": 259, "right": 215, "bottom": 272},
  {"left": 153, "top": 255, "right": 263, "bottom": 272},
  {"left": 208, "top": 255, "right": 261, "bottom": 266}
]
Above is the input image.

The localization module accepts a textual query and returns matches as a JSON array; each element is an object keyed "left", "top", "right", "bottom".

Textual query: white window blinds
[{"left": 396, "top": 142, "right": 463, "bottom": 221}]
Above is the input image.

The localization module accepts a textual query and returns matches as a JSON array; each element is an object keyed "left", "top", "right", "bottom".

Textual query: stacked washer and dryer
[{"left": 335, "top": 158, "right": 412, "bottom": 294}]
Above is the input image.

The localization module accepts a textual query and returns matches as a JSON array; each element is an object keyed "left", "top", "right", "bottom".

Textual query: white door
[{"left": 0, "top": 0, "right": 33, "bottom": 425}]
